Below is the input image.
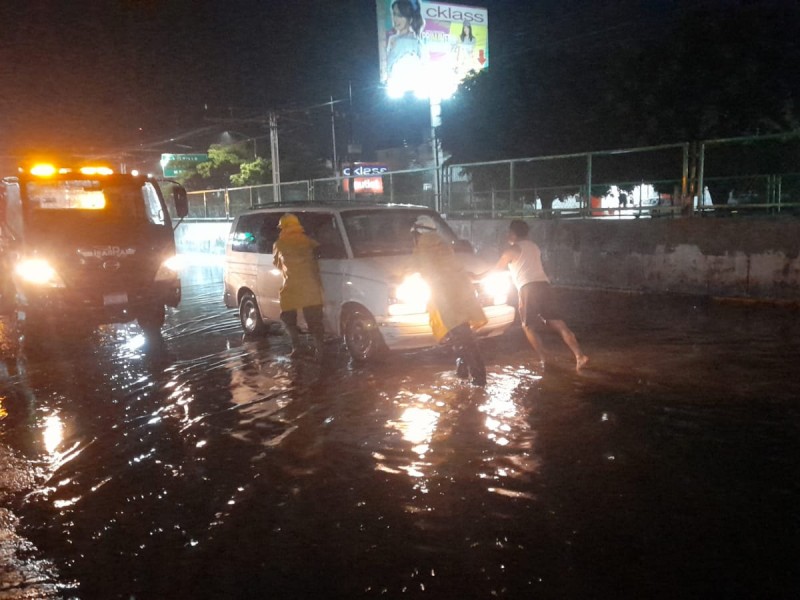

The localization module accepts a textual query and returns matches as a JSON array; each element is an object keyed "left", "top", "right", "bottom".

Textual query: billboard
[
  {"left": 342, "top": 163, "right": 388, "bottom": 195},
  {"left": 377, "top": 1, "right": 488, "bottom": 99}
]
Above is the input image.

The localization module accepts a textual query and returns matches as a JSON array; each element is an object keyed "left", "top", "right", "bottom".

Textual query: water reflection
[
  {"left": 42, "top": 413, "right": 64, "bottom": 454},
  {"left": 396, "top": 403, "right": 439, "bottom": 456},
  {"left": 379, "top": 363, "right": 543, "bottom": 491},
  {"left": 2, "top": 277, "right": 799, "bottom": 599},
  {"left": 478, "top": 366, "right": 541, "bottom": 498}
]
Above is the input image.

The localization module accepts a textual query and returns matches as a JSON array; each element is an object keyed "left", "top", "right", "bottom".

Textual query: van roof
[{"left": 247, "top": 201, "right": 431, "bottom": 212}]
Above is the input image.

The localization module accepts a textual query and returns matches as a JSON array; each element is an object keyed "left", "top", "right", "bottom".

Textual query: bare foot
[{"left": 576, "top": 355, "right": 589, "bottom": 371}]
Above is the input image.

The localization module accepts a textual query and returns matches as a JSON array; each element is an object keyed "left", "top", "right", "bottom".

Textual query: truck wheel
[
  {"left": 138, "top": 304, "right": 165, "bottom": 337},
  {"left": 239, "top": 292, "right": 267, "bottom": 335},
  {"left": 343, "top": 309, "right": 384, "bottom": 363}
]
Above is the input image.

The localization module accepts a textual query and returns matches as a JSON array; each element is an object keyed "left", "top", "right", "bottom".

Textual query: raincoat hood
[{"left": 279, "top": 213, "right": 304, "bottom": 233}]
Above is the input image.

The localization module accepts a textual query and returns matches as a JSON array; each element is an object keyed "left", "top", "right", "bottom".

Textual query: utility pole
[
  {"left": 269, "top": 111, "right": 281, "bottom": 203},
  {"left": 430, "top": 97, "right": 442, "bottom": 213},
  {"left": 330, "top": 96, "right": 338, "bottom": 177}
]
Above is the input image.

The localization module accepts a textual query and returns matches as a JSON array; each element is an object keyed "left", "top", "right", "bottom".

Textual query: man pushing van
[{"left": 272, "top": 213, "right": 325, "bottom": 358}]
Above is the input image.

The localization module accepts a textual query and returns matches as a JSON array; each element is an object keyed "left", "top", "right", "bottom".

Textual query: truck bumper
[{"left": 17, "top": 279, "right": 181, "bottom": 326}]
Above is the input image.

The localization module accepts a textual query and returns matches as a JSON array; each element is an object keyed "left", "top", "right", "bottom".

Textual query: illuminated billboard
[
  {"left": 377, "top": 1, "right": 489, "bottom": 99},
  {"left": 343, "top": 163, "right": 388, "bottom": 195}
]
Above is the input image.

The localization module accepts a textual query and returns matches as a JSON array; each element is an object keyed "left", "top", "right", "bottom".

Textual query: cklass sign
[{"left": 376, "top": 0, "right": 489, "bottom": 99}]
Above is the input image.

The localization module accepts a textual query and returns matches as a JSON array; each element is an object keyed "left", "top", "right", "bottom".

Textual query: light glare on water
[{"left": 0, "top": 269, "right": 799, "bottom": 598}]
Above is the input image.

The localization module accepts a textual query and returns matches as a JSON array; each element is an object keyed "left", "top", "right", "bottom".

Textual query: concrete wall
[{"left": 178, "top": 217, "right": 800, "bottom": 301}]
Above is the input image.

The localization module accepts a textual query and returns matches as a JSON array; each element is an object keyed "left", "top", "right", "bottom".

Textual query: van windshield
[{"left": 341, "top": 209, "right": 458, "bottom": 258}]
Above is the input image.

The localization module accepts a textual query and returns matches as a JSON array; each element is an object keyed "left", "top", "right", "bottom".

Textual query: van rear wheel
[
  {"left": 343, "top": 309, "right": 384, "bottom": 363},
  {"left": 239, "top": 292, "right": 267, "bottom": 335}
]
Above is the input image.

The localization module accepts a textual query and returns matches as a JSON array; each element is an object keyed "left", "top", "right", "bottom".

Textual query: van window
[
  {"left": 273, "top": 211, "right": 347, "bottom": 259},
  {"left": 302, "top": 213, "right": 346, "bottom": 259},
  {"left": 232, "top": 211, "right": 346, "bottom": 257},
  {"left": 341, "top": 209, "right": 456, "bottom": 258},
  {"left": 231, "top": 214, "right": 262, "bottom": 253},
  {"left": 256, "top": 214, "right": 281, "bottom": 253},
  {"left": 229, "top": 213, "right": 282, "bottom": 254}
]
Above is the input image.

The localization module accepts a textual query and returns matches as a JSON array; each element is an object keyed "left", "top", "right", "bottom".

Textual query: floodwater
[{"left": 1, "top": 265, "right": 799, "bottom": 599}]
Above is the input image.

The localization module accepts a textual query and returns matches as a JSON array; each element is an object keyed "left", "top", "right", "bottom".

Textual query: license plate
[{"left": 103, "top": 292, "right": 128, "bottom": 306}]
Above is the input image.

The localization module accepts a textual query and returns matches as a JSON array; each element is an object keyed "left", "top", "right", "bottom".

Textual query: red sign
[{"left": 343, "top": 163, "right": 388, "bottom": 195}]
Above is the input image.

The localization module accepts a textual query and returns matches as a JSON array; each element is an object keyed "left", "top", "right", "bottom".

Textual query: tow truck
[{"left": 0, "top": 161, "right": 189, "bottom": 338}]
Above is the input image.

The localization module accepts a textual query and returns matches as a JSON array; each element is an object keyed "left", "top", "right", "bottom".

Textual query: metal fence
[{"left": 183, "top": 132, "right": 800, "bottom": 221}]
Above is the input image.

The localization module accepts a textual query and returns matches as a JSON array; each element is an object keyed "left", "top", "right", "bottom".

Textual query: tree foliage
[
  {"left": 195, "top": 144, "right": 247, "bottom": 187},
  {"left": 231, "top": 157, "right": 271, "bottom": 187},
  {"left": 440, "top": 3, "right": 800, "bottom": 164},
  {"left": 178, "top": 143, "right": 273, "bottom": 190}
]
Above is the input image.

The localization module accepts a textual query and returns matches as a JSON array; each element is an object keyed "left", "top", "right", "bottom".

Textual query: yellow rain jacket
[
  {"left": 413, "top": 231, "right": 487, "bottom": 341},
  {"left": 272, "top": 229, "right": 323, "bottom": 311}
]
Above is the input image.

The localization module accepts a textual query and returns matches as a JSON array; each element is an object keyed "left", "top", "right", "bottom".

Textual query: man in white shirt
[{"left": 485, "top": 219, "right": 588, "bottom": 371}]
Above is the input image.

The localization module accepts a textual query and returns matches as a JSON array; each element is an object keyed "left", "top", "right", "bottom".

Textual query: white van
[{"left": 223, "top": 203, "right": 516, "bottom": 361}]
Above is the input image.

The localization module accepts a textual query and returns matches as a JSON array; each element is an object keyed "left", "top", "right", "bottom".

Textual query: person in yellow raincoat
[
  {"left": 411, "top": 214, "right": 487, "bottom": 386},
  {"left": 272, "top": 213, "right": 325, "bottom": 357}
]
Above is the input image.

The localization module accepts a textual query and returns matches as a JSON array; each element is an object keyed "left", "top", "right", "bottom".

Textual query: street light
[
  {"left": 385, "top": 68, "right": 458, "bottom": 213},
  {"left": 220, "top": 130, "right": 258, "bottom": 159}
]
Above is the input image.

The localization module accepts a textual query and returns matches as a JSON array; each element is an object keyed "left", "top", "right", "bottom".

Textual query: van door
[
  {"left": 253, "top": 213, "right": 283, "bottom": 321},
  {"left": 301, "top": 212, "right": 348, "bottom": 334},
  {"left": 255, "top": 210, "right": 347, "bottom": 332},
  {"left": 226, "top": 213, "right": 261, "bottom": 309}
]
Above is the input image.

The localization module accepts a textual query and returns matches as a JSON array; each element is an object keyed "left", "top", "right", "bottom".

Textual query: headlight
[
  {"left": 14, "top": 258, "right": 65, "bottom": 287},
  {"left": 479, "top": 271, "right": 512, "bottom": 306},
  {"left": 389, "top": 272, "right": 430, "bottom": 315},
  {"left": 154, "top": 254, "right": 183, "bottom": 281}
]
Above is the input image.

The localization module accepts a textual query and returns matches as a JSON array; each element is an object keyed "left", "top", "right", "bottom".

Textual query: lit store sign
[
  {"left": 376, "top": 0, "right": 489, "bottom": 99},
  {"left": 343, "top": 164, "right": 388, "bottom": 195}
]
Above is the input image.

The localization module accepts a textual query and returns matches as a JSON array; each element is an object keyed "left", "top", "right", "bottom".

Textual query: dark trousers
[
  {"left": 444, "top": 323, "right": 487, "bottom": 385},
  {"left": 280, "top": 305, "right": 324, "bottom": 336}
]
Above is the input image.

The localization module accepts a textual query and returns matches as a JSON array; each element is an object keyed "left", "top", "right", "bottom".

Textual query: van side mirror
[{"left": 172, "top": 186, "right": 189, "bottom": 219}]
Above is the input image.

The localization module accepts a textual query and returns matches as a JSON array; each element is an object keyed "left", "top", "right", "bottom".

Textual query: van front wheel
[
  {"left": 239, "top": 292, "right": 267, "bottom": 335},
  {"left": 343, "top": 309, "right": 383, "bottom": 363}
]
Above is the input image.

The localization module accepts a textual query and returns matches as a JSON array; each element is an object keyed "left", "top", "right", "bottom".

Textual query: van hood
[{"left": 336, "top": 252, "right": 494, "bottom": 284}]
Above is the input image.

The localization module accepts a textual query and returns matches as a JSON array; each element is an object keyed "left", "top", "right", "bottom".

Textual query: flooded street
[{"left": 1, "top": 265, "right": 799, "bottom": 599}]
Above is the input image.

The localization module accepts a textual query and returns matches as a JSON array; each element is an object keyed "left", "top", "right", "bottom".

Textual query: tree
[
  {"left": 440, "top": 3, "right": 800, "bottom": 163},
  {"left": 195, "top": 144, "right": 246, "bottom": 188},
  {"left": 231, "top": 157, "right": 271, "bottom": 187},
  {"left": 178, "top": 143, "right": 273, "bottom": 190}
]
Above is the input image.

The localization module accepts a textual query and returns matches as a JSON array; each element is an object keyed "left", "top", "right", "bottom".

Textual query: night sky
[{"left": 0, "top": 0, "right": 793, "bottom": 171}]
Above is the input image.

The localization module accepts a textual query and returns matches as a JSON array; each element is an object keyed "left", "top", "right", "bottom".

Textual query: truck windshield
[
  {"left": 341, "top": 209, "right": 458, "bottom": 258},
  {"left": 25, "top": 179, "right": 166, "bottom": 227}
]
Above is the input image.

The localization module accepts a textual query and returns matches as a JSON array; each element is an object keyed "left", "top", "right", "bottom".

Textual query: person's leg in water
[
  {"left": 544, "top": 318, "right": 589, "bottom": 371},
  {"left": 280, "top": 310, "right": 303, "bottom": 356},
  {"left": 529, "top": 282, "right": 588, "bottom": 372},
  {"left": 449, "top": 323, "right": 487, "bottom": 386},
  {"left": 518, "top": 283, "right": 547, "bottom": 369},
  {"left": 521, "top": 319, "right": 547, "bottom": 368},
  {"left": 302, "top": 305, "right": 325, "bottom": 359}
]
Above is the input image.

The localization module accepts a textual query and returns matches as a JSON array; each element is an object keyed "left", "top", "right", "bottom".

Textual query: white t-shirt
[{"left": 508, "top": 239, "right": 550, "bottom": 288}]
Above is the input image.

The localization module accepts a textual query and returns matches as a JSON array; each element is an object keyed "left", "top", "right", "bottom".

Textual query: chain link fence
[{"left": 183, "top": 133, "right": 800, "bottom": 221}]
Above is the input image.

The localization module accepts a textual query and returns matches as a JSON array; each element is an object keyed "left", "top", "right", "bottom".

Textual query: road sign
[{"left": 160, "top": 153, "right": 209, "bottom": 178}]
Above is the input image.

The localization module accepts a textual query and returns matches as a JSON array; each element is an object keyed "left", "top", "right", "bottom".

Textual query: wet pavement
[{"left": 1, "top": 264, "right": 799, "bottom": 599}]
